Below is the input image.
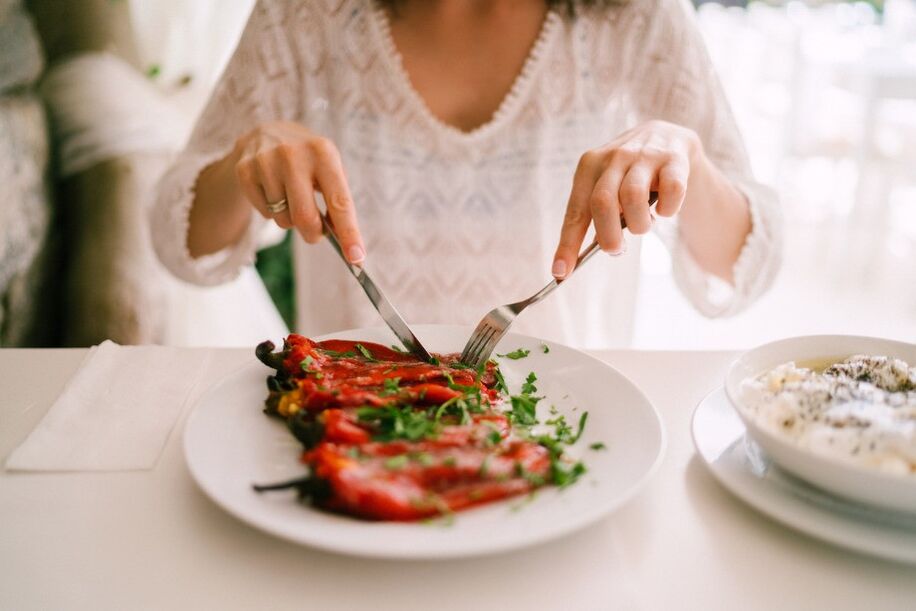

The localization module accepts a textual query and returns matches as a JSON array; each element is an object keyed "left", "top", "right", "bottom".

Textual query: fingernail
[
  {"left": 608, "top": 240, "right": 627, "bottom": 257},
  {"left": 552, "top": 259, "right": 567, "bottom": 278},
  {"left": 347, "top": 245, "right": 365, "bottom": 263}
]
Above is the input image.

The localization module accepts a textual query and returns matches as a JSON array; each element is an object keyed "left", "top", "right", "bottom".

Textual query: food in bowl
[
  {"left": 739, "top": 355, "right": 916, "bottom": 476},
  {"left": 250, "top": 335, "right": 593, "bottom": 521}
]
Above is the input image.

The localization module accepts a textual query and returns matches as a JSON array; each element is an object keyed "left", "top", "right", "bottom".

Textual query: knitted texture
[{"left": 151, "top": 0, "right": 781, "bottom": 347}]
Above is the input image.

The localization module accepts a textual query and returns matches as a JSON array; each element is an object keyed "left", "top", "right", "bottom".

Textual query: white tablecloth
[{"left": 1, "top": 348, "right": 914, "bottom": 610}]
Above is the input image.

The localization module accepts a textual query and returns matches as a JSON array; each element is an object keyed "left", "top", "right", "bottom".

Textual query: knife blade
[{"left": 318, "top": 210, "right": 433, "bottom": 363}]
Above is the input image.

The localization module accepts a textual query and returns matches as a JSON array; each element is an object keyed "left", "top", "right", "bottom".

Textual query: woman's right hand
[{"left": 233, "top": 121, "right": 365, "bottom": 264}]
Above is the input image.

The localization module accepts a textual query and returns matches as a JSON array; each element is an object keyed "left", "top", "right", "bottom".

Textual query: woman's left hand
[{"left": 551, "top": 120, "right": 702, "bottom": 279}]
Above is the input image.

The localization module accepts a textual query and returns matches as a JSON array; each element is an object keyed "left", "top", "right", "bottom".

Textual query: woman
[{"left": 152, "top": 0, "right": 781, "bottom": 347}]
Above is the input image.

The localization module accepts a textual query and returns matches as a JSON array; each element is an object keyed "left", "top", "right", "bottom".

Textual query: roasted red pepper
[{"left": 255, "top": 335, "right": 554, "bottom": 521}]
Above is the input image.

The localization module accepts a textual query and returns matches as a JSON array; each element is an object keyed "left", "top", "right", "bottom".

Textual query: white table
[{"left": 2, "top": 349, "right": 914, "bottom": 610}]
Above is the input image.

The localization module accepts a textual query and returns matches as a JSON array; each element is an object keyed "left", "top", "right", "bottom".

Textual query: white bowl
[{"left": 724, "top": 335, "right": 916, "bottom": 515}]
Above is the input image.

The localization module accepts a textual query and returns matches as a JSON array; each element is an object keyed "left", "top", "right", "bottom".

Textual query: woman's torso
[{"left": 290, "top": 0, "right": 649, "bottom": 347}]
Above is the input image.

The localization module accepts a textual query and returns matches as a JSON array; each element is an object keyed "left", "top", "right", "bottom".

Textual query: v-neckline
[{"left": 369, "top": 1, "right": 561, "bottom": 144}]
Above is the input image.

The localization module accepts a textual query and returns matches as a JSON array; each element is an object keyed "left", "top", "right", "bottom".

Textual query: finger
[
  {"left": 310, "top": 138, "right": 364, "bottom": 264},
  {"left": 655, "top": 160, "right": 689, "bottom": 217},
  {"left": 235, "top": 158, "right": 270, "bottom": 219},
  {"left": 277, "top": 146, "right": 323, "bottom": 244},
  {"left": 590, "top": 166, "right": 626, "bottom": 254},
  {"left": 618, "top": 163, "right": 654, "bottom": 234},
  {"left": 255, "top": 152, "right": 292, "bottom": 229},
  {"left": 552, "top": 151, "right": 603, "bottom": 279}
]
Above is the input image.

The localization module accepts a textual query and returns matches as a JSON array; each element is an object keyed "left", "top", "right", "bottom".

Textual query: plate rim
[
  {"left": 691, "top": 386, "right": 916, "bottom": 565},
  {"left": 183, "top": 325, "right": 667, "bottom": 559}
]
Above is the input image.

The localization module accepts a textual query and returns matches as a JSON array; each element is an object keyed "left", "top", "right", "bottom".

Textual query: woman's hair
[{"left": 380, "top": 1, "right": 623, "bottom": 15}]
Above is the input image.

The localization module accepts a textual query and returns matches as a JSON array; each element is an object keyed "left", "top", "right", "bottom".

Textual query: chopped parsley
[
  {"left": 356, "top": 405, "right": 437, "bottom": 442},
  {"left": 535, "top": 435, "right": 587, "bottom": 488},
  {"left": 514, "top": 462, "right": 546, "bottom": 487},
  {"left": 521, "top": 372, "right": 538, "bottom": 395},
  {"left": 414, "top": 452, "right": 434, "bottom": 466},
  {"left": 355, "top": 343, "right": 378, "bottom": 362},
  {"left": 509, "top": 394, "right": 540, "bottom": 426},
  {"left": 493, "top": 368, "right": 509, "bottom": 394},
  {"left": 434, "top": 394, "right": 473, "bottom": 425},
  {"left": 589, "top": 442, "right": 607, "bottom": 451},
  {"left": 541, "top": 344, "right": 550, "bottom": 354},
  {"left": 319, "top": 348, "right": 357, "bottom": 359},
  {"left": 506, "top": 371, "right": 541, "bottom": 426},
  {"left": 300, "top": 355, "right": 324, "bottom": 378},
  {"left": 486, "top": 361, "right": 590, "bottom": 490},
  {"left": 384, "top": 455, "right": 409, "bottom": 470},
  {"left": 380, "top": 377, "right": 401, "bottom": 397},
  {"left": 487, "top": 429, "right": 502, "bottom": 446},
  {"left": 546, "top": 411, "right": 588, "bottom": 445},
  {"left": 498, "top": 348, "right": 530, "bottom": 360}
]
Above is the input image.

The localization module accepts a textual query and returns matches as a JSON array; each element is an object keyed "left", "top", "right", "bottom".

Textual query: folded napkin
[{"left": 6, "top": 341, "right": 211, "bottom": 471}]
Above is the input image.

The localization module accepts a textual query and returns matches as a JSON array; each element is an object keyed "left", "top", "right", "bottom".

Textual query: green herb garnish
[
  {"left": 493, "top": 367, "right": 509, "bottom": 395},
  {"left": 356, "top": 405, "right": 437, "bottom": 442},
  {"left": 319, "top": 348, "right": 357, "bottom": 359},
  {"left": 498, "top": 348, "right": 530, "bottom": 360},
  {"left": 514, "top": 462, "right": 547, "bottom": 487},
  {"left": 487, "top": 429, "right": 502, "bottom": 446},
  {"left": 509, "top": 394, "right": 540, "bottom": 426},
  {"left": 506, "top": 371, "right": 541, "bottom": 426},
  {"left": 535, "top": 435, "right": 587, "bottom": 488},
  {"left": 541, "top": 344, "right": 550, "bottom": 354},
  {"left": 384, "top": 455, "right": 409, "bottom": 470},
  {"left": 300, "top": 355, "right": 323, "bottom": 378},
  {"left": 355, "top": 343, "right": 378, "bottom": 362},
  {"left": 521, "top": 372, "right": 538, "bottom": 395},
  {"left": 589, "top": 442, "right": 606, "bottom": 451},
  {"left": 380, "top": 377, "right": 401, "bottom": 397}
]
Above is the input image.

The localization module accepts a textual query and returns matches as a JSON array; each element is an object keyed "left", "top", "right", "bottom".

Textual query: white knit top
[{"left": 151, "top": 0, "right": 781, "bottom": 348}]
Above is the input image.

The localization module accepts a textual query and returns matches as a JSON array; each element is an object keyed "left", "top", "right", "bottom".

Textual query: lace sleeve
[
  {"left": 628, "top": 0, "right": 782, "bottom": 317},
  {"left": 150, "top": 0, "right": 302, "bottom": 286}
]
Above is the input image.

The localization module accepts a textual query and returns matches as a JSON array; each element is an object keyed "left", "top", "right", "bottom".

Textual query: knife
[{"left": 318, "top": 209, "right": 433, "bottom": 363}]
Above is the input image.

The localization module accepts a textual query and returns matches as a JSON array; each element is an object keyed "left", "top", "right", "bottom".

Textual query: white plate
[
  {"left": 692, "top": 387, "right": 916, "bottom": 565},
  {"left": 184, "top": 324, "right": 665, "bottom": 559},
  {"left": 724, "top": 335, "right": 916, "bottom": 514}
]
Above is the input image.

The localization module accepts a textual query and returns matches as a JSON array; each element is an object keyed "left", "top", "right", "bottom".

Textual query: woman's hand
[
  {"left": 232, "top": 121, "right": 365, "bottom": 263},
  {"left": 551, "top": 120, "right": 701, "bottom": 279}
]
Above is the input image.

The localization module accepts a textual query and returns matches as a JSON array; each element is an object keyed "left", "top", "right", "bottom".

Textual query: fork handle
[
  {"left": 521, "top": 191, "right": 658, "bottom": 308},
  {"left": 523, "top": 240, "right": 601, "bottom": 306}
]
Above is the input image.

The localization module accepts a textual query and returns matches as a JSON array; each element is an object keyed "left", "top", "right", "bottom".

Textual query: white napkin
[{"left": 5, "top": 341, "right": 211, "bottom": 471}]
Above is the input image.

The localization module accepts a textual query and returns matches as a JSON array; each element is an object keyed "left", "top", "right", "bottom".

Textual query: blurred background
[{"left": 1, "top": 0, "right": 914, "bottom": 349}]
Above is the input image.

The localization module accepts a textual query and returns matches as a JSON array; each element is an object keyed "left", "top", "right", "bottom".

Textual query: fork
[{"left": 459, "top": 192, "right": 658, "bottom": 369}]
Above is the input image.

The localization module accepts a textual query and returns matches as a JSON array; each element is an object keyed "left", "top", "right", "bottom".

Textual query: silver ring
[{"left": 266, "top": 198, "right": 288, "bottom": 215}]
